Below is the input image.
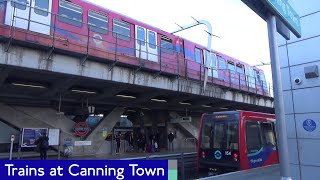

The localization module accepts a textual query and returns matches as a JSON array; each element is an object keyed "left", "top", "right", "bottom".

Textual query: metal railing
[{"left": 0, "top": 2, "right": 274, "bottom": 98}]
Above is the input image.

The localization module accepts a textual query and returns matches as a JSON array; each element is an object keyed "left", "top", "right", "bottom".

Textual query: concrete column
[{"left": 85, "top": 107, "right": 125, "bottom": 155}]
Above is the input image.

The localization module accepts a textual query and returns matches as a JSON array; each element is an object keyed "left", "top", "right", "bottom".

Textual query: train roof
[{"left": 82, "top": 0, "right": 264, "bottom": 72}]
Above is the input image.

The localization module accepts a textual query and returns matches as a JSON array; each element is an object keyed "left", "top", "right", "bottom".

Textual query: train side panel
[{"left": 240, "top": 111, "right": 279, "bottom": 170}]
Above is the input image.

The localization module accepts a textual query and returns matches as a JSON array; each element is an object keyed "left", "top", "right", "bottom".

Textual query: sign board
[
  {"left": 263, "top": 0, "right": 301, "bottom": 38},
  {"left": 74, "top": 141, "right": 92, "bottom": 146},
  {"left": 241, "top": 0, "right": 301, "bottom": 38},
  {"left": 48, "top": 129, "right": 60, "bottom": 146},
  {"left": 73, "top": 122, "right": 91, "bottom": 137},
  {"left": 303, "top": 119, "right": 316, "bottom": 132},
  {"left": 21, "top": 128, "right": 48, "bottom": 147},
  {"left": 170, "top": 116, "right": 192, "bottom": 123}
]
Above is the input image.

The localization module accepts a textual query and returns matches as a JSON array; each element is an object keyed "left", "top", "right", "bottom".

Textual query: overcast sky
[{"left": 87, "top": 0, "right": 272, "bottom": 84}]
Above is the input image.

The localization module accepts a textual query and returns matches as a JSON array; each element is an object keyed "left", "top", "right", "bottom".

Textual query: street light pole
[{"left": 266, "top": 13, "right": 292, "bottom": 180}]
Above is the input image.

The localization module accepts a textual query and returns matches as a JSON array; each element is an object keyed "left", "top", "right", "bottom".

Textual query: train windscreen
[
  {"left": 199, "top": 113, "right": 240, "bottom": 172},
  {"left": 200, "top": 114, "right": 239, "bottom": 150}
]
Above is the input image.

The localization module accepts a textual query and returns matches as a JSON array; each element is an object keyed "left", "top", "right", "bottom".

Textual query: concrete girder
[{"left": 0, "top": 44, "right": 274, "bottom": 109}]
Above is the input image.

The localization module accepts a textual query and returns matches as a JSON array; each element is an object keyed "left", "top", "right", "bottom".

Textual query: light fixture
[
  {"left": 141, "top": 107, "right": 151, "bottom": 110},
  {"left": 220, "top": 107, "right": 228, "bottom": 110},
  {"left": 11, "top": 82, "right": 47, "bottom": 89},
  {"left": 179, "top": 102, "right": 191, "bottom": 105},
  {"left": 202, "top": 105, "right": 212, "bottom": 108},
  {"left": 127, "top": 109, "right": 136, "bottom": 112},
  {"left": 116, "top": 94, "right": 136, "bottom": 99},
  {"left": 71, "top": 89, "right": 97, "bottom": 94},
  {"left": 151, "top": 98, "right": 167, "bottom": 102}
]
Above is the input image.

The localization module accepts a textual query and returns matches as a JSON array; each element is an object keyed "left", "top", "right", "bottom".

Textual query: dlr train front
[{"left": 197, "top": 112, "right": 241, "bottom": 176}]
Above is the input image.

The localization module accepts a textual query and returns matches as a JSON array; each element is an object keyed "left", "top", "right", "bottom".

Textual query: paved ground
[{"left": 200, "top": 165, "right": 280, "bottom": 180}]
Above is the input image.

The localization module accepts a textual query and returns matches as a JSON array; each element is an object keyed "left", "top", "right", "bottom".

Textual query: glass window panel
[
  {"left": 88, "top": 10, "right": 108, "bottom": 34},
  {"left": 34, "top": 0, "right": 49, "bottom": 16},
  {"left": 211, "top": 54, "right": 217, "bottom": 68},
  {"left": 136, "top": 27, "right": 145, "bottom": 46},
  {"left": 58, "top": 0, "right": 83, "bottom": 27},
  {"left": 148, "top": 31, "right": 156, "bottom": 49},
  {"left": 195, "top": 48, "right": 202, "bottom": 64},
  {"left": 113, "top": 19, "right": 130, "bottom": 41},
  {"left": 213, "top": 122, "right": 225, "bottom": 149},
  {"left": 246, "top": 121, "right": 262, "bottom": 154},
  {"left": 11, "top": 0, "right": 27, "bottom": 10},
  {"left": 236, "top": 65, "right": 244, "bottom": 74},
  {"left": 228, "top": 61, "right": 235, "bottom": 71},
  {"left": 160, "top": 37, "right": 173, "bottom": 54},
  {"left": 200, "top": 122, "right": 212, "bottom": 149},
  {"left": 226, "top": 121, "right": 239, "bottom": 150},
  {"left": 218, "top": 57, "right": 226, "bottom": 69}
]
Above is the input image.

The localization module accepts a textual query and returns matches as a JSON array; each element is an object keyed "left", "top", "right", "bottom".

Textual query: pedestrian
[
  {"left": 115, "top": 132, "right": 121, "bottom": 154},
  {"left": 168, "top": 131, "right": 175, "bottom": 152},
  {"left": 35, "top": 134, "right": 49, "bottom": 160}
]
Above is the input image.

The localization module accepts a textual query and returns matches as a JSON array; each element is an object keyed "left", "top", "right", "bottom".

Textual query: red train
[
  {"left": 0, "top": 0, "right": 271, "bottom": 96},
  {"left": 197, "top": 111, "right": 278, "bottom": 176}
]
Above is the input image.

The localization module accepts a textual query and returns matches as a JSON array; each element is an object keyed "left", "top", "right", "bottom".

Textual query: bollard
[{"left": 9, "top": 135, "right": 15, "bottom": 160}]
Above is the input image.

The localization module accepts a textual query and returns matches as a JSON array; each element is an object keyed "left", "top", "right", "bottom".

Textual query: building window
[
  {"left": 195, "top": 48, "right": 202, "bottom": 64},
  {"left": 113, "top": 19, "right": 130, "bottom": 41},
  {"left": 34, "top": 0, "right": 49, "bottom": 17},
  {"left": 11, "top": 0, "right": 27, "bottom": 10},
  {"left": 58, "top": 0, "right": 83, "bottom": 27},
  {"left": 148, "top": 31, "right": 156, "bottom": 49},
  {"left": 160, "top": 35, "right": 173, "bottom": 54},
  {"left": 88, "top": 10, "right": 108, "bottom": 34}
]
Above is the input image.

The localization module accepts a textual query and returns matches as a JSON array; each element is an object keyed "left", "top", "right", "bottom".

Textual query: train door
[
  {"left": 208, "top": 53, "right": 218, "bottom": 78},
  {"left": 135, "top": 25, "right": 158, "bottom": 62},
  {"left": 5, "top": 0, "right": 52, "bottom": 35},
  {"left": 29, "top": 0, "right": 52, "bottom": 34},
  {"left": 217, "top": 56, "right": 228, "bottom": 82},
  {"left": 5, "top": 0, "right": 30, "bottom": 30}
]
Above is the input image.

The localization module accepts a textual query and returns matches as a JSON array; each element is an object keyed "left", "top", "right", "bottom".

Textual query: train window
[
  {"left": 113, "top": 19, "right": 130, "bottom": 41},
  {"left": 136, "top": 27, "right": 145, "bottom": 46},
  {"left": 11, "top": 0, "right": 27, "bottom": 10},
  {"left": 226, "top": 121, "right": 239, "bottom": 150},
  {"left": 195, "top": 48, "right": 202, "bottom": 64},
  {"left": 58, "top": 0, "right": 83, "bottom": 27},
  {"left": 88, "top": 10, "right": 108, "bottom": 35},
  {"left": 200, "top": 122, "right": 212, "bottom": 149},
  {"left": 211, "top": 53, "right": 217, "bottom": 69},
  {"left": 213, "top": 122, "right": 225, "bottom": 149},
  {"left": 261, "top": 122, "right": 276, "bottom": 147},
  {"left": 160, "top": 35, "right": 173, "bottom": 54},
  {"left": 34, "top": 0, "right": 49, "bottom": 17},
  {"left": 218, "top": 57, "right": 226, "bottom": 69},
  {"left": 148, "top": 31, "right": 156, "bottom": 49},
  {"left": 246, "top": 121, "right": 262, "bottom": 154},
  {"left": 236, "top": 64, "right": 244, "bottom": 74},
  {"left": 227, "top": 61, "right": 235, "bottom": 71}
]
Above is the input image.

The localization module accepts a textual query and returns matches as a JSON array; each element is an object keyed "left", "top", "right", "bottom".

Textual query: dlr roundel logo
[{"left": 214, "top": 150, "right": 222, "bottom": 160}]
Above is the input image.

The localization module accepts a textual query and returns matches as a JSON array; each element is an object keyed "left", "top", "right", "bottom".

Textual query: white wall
[{"left": 280, "top": 1, "right": 320, "bottom": 179}]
